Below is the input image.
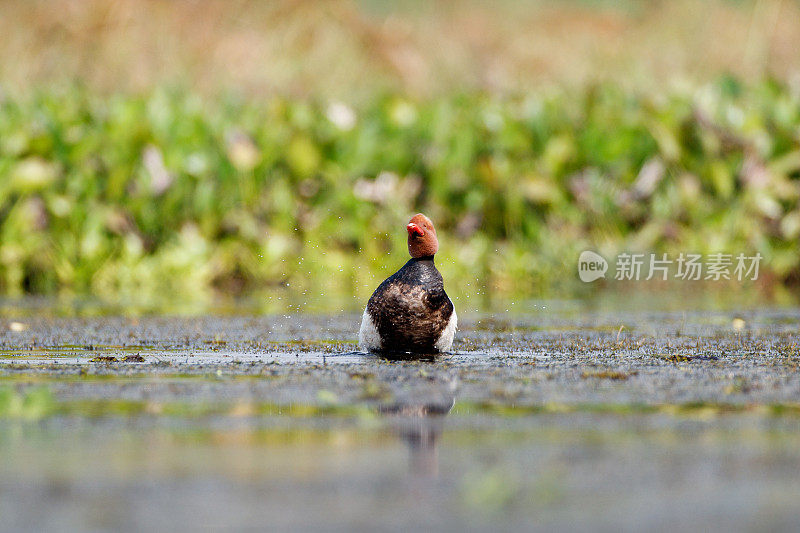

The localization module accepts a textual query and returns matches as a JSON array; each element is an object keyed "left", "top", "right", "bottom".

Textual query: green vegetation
[
  {"left": 0, "top": 385, "right": 376, "bottom": 420},
  {"left": 1, "top": 78, "right": 798, "bottom": 302},
  {"left": 0, "top": 386, "right": 56, "bottom": 420},
  {"left": 2, "top": 384, "right": 800, "bottom": 422}
]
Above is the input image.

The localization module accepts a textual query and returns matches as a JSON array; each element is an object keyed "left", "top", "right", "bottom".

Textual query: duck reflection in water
[{"left": 377, "top": 373, "right": 456, "bottom": 477}]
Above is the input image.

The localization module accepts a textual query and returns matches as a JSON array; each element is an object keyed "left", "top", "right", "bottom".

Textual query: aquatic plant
[{"left": 0, "top": 78, "right": 798, "bottom": 302}]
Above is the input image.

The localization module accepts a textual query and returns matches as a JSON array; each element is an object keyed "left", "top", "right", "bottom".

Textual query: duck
[{"left": 359, "top": 213, "right": 457, "bottom": 354}]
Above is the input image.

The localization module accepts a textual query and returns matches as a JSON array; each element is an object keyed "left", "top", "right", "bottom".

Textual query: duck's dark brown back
[{"left": 366, "top": 258, "right": 454, "bottom": 353}]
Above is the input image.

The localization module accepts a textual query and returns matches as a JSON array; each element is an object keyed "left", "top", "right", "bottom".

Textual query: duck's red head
[{"left": 407, "top": 213, "right": 439, "bottom": 258}]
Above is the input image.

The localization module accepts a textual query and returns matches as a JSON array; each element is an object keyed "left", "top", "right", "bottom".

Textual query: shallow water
[
  {"left": 3, "top": 414, "right": 800, "bottom": 532},
  {"left": 1, "top": 301, "right": 799, "bottom": 531}
]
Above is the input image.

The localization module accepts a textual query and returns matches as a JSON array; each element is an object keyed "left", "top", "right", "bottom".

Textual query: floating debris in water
[
  {"left": 90, "top": 356, "right": 118, "bottom": 363},
  {"left": 581, "top": 370, "right": 635, "bottom": 380}
]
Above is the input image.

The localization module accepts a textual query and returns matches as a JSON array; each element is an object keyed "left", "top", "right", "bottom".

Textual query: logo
[
  {"left": 577, "top": 251, "right": 761, "bottom": 282},
  {"left": 578, "top": 251, "right": 608, "bottom": 282}
]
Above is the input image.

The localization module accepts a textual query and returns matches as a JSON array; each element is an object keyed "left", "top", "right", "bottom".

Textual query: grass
[{"left": 0, "top": 78, "right": 799, "bottom": 304}]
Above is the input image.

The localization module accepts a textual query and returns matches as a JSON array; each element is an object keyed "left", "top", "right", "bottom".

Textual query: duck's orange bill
[{"left": 407, "top": 223, "right": 424, "bottom": 236}]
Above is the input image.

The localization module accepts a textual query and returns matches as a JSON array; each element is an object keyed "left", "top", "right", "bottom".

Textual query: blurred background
[{"left": 1, "top": 0, "right": 799, "bottom": 313}]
